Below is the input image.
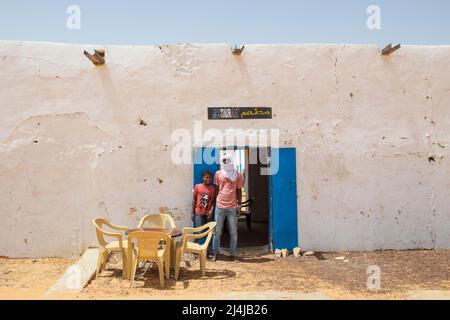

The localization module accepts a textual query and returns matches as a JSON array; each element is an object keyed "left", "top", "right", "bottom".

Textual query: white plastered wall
[{"left": 0, "top": 41, "right": 449, "bottom": 257}]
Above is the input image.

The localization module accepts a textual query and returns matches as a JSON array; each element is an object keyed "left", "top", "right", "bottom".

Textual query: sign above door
[{"left": 208, "top": 107, "right": 272, "bottom": 120}]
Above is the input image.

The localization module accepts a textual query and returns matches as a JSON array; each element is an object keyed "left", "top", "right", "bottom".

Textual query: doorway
[
  {"left": 220, "top": 147, "right": 270, "bottom": 249},
  {"left": 192, "top": 146, "right": 299, "bottom": 253}
]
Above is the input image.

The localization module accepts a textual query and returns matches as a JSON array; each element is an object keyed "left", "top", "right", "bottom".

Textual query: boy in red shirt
[{"left": 192, "top": 171, "right": 216, "bottom": 252}]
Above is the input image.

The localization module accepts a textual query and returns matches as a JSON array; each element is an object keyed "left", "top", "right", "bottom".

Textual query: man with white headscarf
[{"left": 211, "top": 154, "right": 243, "bottom": 262}]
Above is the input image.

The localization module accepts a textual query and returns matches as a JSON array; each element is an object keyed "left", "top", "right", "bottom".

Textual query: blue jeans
[{"left": 212, "top": 207, "right": 238, "bottom": 256}]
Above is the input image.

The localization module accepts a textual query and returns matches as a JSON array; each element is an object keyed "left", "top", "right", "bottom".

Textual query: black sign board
[{"left": 208, "top": 107, "right": 272, "bottom": 120}]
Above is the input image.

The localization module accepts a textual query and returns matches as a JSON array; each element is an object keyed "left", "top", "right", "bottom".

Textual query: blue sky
[{"left": 1, "top": 0, "right": 450, "bottom": 46}]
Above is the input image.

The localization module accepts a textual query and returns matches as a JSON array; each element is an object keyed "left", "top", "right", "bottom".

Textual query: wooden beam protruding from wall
[
  {"left": 232, "top": 45, "right": 245, "bottom": 55},
  {"left": 83, "top": 49, "right": 105, "bottom": 66},
  {"left": 381, "top": 44, "right": 401, "bottom": 56}
]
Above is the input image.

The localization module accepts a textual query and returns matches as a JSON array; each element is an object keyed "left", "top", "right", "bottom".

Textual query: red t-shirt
[
  {"left": 214, "top": 171, "right": 243, "bottom": 209},
  {"left": 192, "top": 183, "right": 216, "bottom": 215}
]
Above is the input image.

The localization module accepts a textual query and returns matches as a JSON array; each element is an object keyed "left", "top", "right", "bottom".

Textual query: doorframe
[
  {"left": 268, "top": 147, "right": 274, "bottom": 252},
  {"left": 220, "top": 146, "right": 273, "bottom": 251}
]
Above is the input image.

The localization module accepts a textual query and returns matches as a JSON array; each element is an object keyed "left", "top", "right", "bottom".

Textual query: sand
[
  {"left": 80, "top": 249, "right": 450, "bottom": 300},
  {"left": 0, "top": 257, "right": 73, "bottom": 300},
  {"left": 1, "top": 250, "right": 449, "bottom": 300}
]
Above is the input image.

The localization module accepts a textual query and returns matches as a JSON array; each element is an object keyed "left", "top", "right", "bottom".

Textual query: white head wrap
[{"left": 221, "top": 154, "right": 238, "bottom": 182}]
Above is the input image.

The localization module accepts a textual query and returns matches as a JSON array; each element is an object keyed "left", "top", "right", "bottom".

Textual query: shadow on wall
[
  {"left": 96, "top": 66, "right": 125, "bottom": 123},
  {"left": 234, "top": 55, "right": 255, "bottom": 97}
]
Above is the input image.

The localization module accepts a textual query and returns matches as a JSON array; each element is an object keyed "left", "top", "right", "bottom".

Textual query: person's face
[{"left": 203, "top": 174, "right": 212, "bottom": 185}]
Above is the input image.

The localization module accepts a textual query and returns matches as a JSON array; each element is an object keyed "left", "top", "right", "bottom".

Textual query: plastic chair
[
  {"left": 138, "top": 214, "right": 176, "bottom": 230},
  {"left": 127, "top": 231, "right": 171, "bottom": 289},
  {"left": 92, "top": 218, "right": 129, "bottom": 279},
  {"left": 174, "top": 222, "right": 216, "bottom": 281},
  {"left": 238, "top": 198, "right": 255, "bottom": 231}
]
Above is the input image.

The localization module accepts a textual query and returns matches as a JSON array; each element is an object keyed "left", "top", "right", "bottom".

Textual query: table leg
[
  {"left": 170, "top": 238, "right": 180, "bottom": 269},
  {"left": 122, "top": 248, "right": 128, "bottom": 280},
  {"left": 164, "top": 239, "right": 171, "bottom": 280}
]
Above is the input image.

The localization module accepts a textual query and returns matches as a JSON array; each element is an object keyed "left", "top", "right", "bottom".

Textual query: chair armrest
[
  {"left": 182, "top": 230, "right": 212, "bottom": 249},
  {"left": 182, "top": 225, "right": 210, "bottom": 236},
  {"left": 104, "top": 220, "right": 129, "bottom": 232},
  {"left": 113, "top": 225, "right": 130, "bottom": 231},
  {"left": 182, "top": 227, "right": 197, "bottom": 237},
  {"left": 101, "top": 231, "right": 125, "bottom": 248},
  {"left": 183, "top": 230, "right": 211, "bottom": 241}
]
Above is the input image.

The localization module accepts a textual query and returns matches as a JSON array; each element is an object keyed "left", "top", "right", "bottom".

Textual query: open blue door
[
  {"left": 270, "top": 148, "right": 298, "bottom": 251},
  {"left": 193, "top": 147, "right": 220, "bottom": 229}
]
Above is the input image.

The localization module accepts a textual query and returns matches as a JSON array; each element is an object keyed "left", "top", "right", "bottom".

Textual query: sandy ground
[
  {"left": 0, "top": 257, "right": 73, "bottom": 300},
  {"left": 79, "top": 249, "right": 450, "bottom": 300},
  {"left": 1, "top": 250, "right": 449, "bottom": 300}
]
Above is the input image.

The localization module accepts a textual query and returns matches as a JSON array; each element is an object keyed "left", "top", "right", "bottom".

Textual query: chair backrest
[
  {"left": 200, "top": 222, "right": 216, "bottom": 249},
  {"left": 184, "top": 222, "right": 217, "bottom": 250},
  {"left": 240, "top": 198, "right": 254, "bottom": 213},
  {"left": 93, "top": 218, "right": 109, "bottom": 248},
  {"left": 139, "top": 214, "right": 175, "bottom": 230},
  {"left": 240, "top": 198, "right": 254, "bottom": 208},
  {"left": 128, "top": 231, "right": 170, "bottom": 260}
]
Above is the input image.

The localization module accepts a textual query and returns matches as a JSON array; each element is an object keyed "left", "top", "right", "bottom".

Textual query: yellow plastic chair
[
  {"left": 127, "top": 231, "right": 171, "bottom": 289},
  {"left": 138, "top": 213, "right": 176, "bottom": 230},
  {"left": 92, "top": 218, "right": 129, "bottom": 279},
  {"left": 174, "top": 222, "right": 216, "bottom": 281}
]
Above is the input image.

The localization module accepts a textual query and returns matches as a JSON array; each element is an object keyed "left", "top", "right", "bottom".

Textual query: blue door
[
  {"left": 193, "top": 147, "right": 220, "bottom": 229},
  {"left": 270, "top": 148, "right": 298, "bottom": 251}
]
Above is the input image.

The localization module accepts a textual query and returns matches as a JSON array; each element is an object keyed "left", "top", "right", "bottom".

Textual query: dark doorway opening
[{"left": 220, "top": 147, "right": 270, "bottom": 249}]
